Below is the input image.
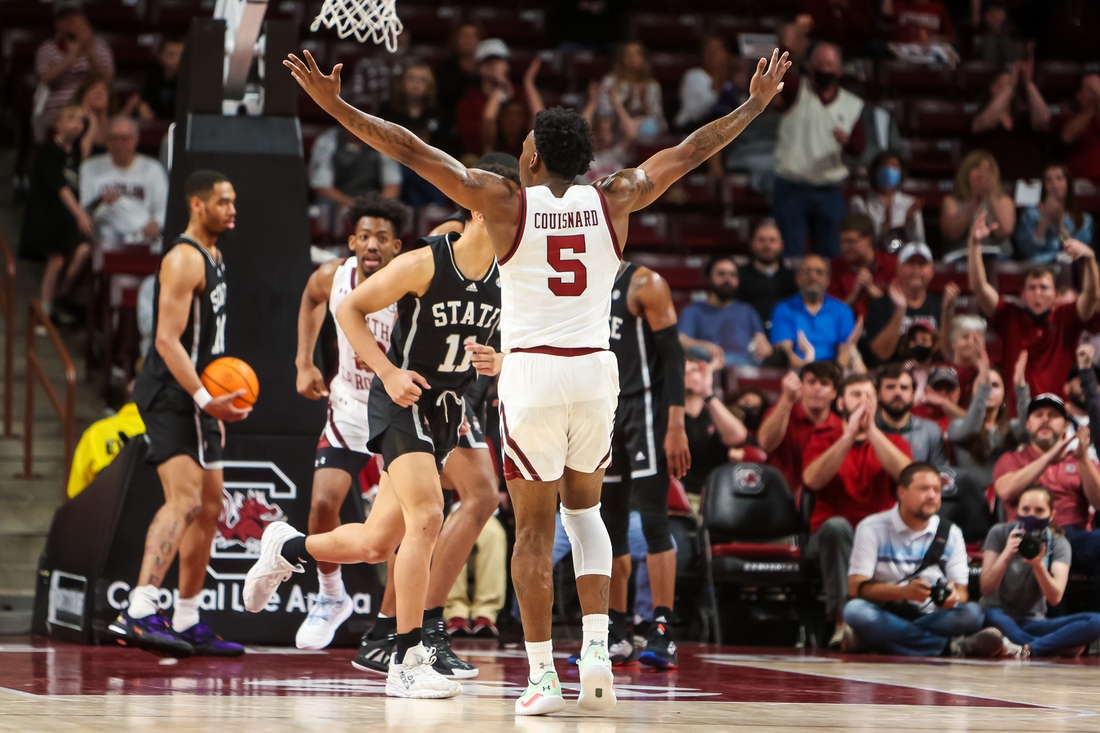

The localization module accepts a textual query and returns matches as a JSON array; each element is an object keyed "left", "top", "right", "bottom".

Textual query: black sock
[
  {"left": 654, "top": 606, "right": 673, "bottom": 625},
  {"left": 608, "top": 608, "right": 629, "bottom": 637},
  {"left": 369, "top": 614, "right": 397, "bottom": 641},
  {"left": 280, "top": 535, "right": 314, "bottom": 566},
  {"left": 395, "top": 628, "right": 423, "bottom": 661},
  {"left": 424, "top": 606, "right": 444, "bottom": 624}
]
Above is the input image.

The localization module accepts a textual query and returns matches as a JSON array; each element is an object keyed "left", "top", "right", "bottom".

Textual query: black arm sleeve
[
  {"left": 1079, "top": 364, "right": 1100, "bottom": 450},
  {"left": 653, "top": 324, "right": 685, "bottom": 408}
]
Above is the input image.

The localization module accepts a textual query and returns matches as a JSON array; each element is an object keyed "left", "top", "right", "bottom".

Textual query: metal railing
[
  {"left": 20, "top": 299, "right": 76, "bottom": 492},
  {"left": 0, "top": 228, "right": 14, "bottom": 437}
]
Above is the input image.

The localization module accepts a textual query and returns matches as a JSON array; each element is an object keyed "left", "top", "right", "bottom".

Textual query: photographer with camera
[
  {"left": 980, "top": 486, "right": 1100, "bottom": 658},
  {"left": 843, "top": 463, "right": 1011, "bottom": 657}
]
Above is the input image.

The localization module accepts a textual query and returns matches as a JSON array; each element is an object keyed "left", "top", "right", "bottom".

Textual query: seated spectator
[
  {"left": 772, "top": 256, "right": 856, "bottom": 368},
  {"left": 828, "top": 212, "right": 896, "bottom": 319},
  {"left": 737, "top": 220, "right": 797, "bottom": 333},
  {"left": 900, "top": 323, "right": 939, "bottom": 399},
  {"left": 579, "top": 80, "right": 635, "bottom": 184},
  {"left": 455, "top": 39, "right": 514, "bottom": 158},
  {"left": 981, "top": 486, "right": 1100, "bottom": 658},
  {"left": 875, "top": 363, "right": 947, "bottom": 465},
  {"left": 973, "top": 0, "right": 1021, "bottom": 68},
  {"left": 729, "top": 388, "right": 770, "bottom": 438},
  {"left": 79, "top": 117, "right": 167, "bottom": 250},
  {"left": 803, "top": 373, "right": 914, "bottom": 646},
  {"left": 347, "top": 33, "right": 418, "bottom": 115},
  {"left": 970, "top": 61, "right": 1052, "bottom": 183},
  {"left": 882, "top": 0, "right": 957, "bottom": 43},
  {"left": 968, "top": 212, "right": 1100, "bottom": 401},
  {"left": 597, "top": 42, "right": 667, "bottom": 139},
  {"left": 913, "top": 364, "right": 966, "bottom": 430},
  {"left": 675, "top": 35, "right": 742, "bottom": 131},
  {"left": 797, "top": 0, "right": 875, "bottom": 57},
  {"left": 773, "top": 43, "right": 864, "bottom": 258},
  {"left": 679, "top": 257, "right": 772, "bottom": 367},
  {"left": 380, "top": 65, "right": 447, "bottom": 208},
  {"left": 73, "top": 75, "right": 114, "bottom": 160},
  {"left": 950, "top": 349, "right": 1029, "bottom": 490},
  {"left": 445, "top": 513, "right": 506, "bottom": 638},
  {"left": 68, "top": 396, "right": 145, "bottom": 498},
  {"left": 435, "top": 23, "right": 483, "bottom": 156},
  {"left": 482, "top": 57, "right": 544, "bottom": 160},
  {"left": 850, "top": 151, "right": 926, "bottom": 245},
  {"left": 308, "top": 123, "right": 402, "bottom": 227},
  {"left": 864, "top": 243, "right": 948, "bottom": 365},
  {"left": 135, "top": 37, "right": 183, "bottom": 121},
  {"left": 759, "top": 362, "right": 844, "bottom": 499},
  {"left": 19, "top": 104, "right": 92, "bottom": 326},
  {"left": 941, "top": 151, "right": 1015, "bottom": 258},
  {"left": 1062, "top": 74, "right": 1100, "bottom": 182},
  {"left": 993, "top": 394, "right": 1100, "bottom": 609},
  {"left": 843, "top": 463, "right": 1010, "bottom": 657},
  {"left": 680, "top": 352, "right": 748, "bottom": 498},
  {"left": 944, "top": 314, "right": 988, "bottom": 404},
  {"left": 32, "top": 1, "right": 114, "bottom": 143},
  {"left": 1014, "top": 163, "right": 1093, "bottom": 264},
  {"left": 1063, "top": 346, "right": 1100, "bottom": 461}
]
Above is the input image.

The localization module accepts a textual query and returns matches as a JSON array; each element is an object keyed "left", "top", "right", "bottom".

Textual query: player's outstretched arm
[
  {"left": 295, "top": 259, "right": 340, "bottom": 400},
  {"left": 285, "top": 51, "right": 518, "bottom": 216},
  {"left": 335, "top": 249, "right": 435, "bottom": 407},
  {"left": 597, "top": 49, "right": 790, "bottom": 214}
]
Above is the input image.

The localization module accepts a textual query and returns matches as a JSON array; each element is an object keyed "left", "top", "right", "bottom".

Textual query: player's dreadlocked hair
[
  {"left": 533, "top": 107, "right": 595, "bottom": 179},
  {"left": 348, "top": 193, "right": 410, "bottom": 236}
]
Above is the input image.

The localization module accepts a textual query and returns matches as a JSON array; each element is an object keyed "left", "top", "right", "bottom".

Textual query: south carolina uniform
[
  {"left": 366, "top": 234, "right": 501, "bottom": 471},
  {"left": 132, "top": 235, "right": 227, "bottom": 468},
  {"left": 315, "top": 257, "right": 397, "bottom": 474},
  {"left": 496, "top": 185, "right": 623, "bottom": 482}
]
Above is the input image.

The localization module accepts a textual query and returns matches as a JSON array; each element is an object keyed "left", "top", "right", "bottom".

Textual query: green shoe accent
[{"left": 515, "top": 670, "right": 566, "bottom": 716}]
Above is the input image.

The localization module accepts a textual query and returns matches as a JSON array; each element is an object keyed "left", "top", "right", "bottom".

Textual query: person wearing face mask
[
  {"left": 980, "top": 486, "right": 1100, "bottom": 658},
  {"left": 729, "top": 388, "right": 770, "bottom": 442},
  {"left": 678, "top": 257, "right": 772, "bottom": 367},
  {"left": 1014, "top": 163, "right": 1093, "bottom": 264},
  {"left": 772, "top": 42, "right": 865, "bottom": 258},
  {"left": 863, "top": 243, "right": 952, "bottom": 366},
  {"left": 969, "top": 212, "right": 1100, "bottom": 406},
  {"left": 850, "top": 151, "right": 925, "bottom": 245}
]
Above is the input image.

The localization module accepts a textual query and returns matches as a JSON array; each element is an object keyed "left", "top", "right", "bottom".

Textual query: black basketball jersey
[
  {"left": 136, "top": 236, "right": 227, "bottom": 402},
  {"left": 388, "top": 233, "right": 501, "bottom": 396},
  {"left": 609, "top": 262, "right": 659, "bottom": 398}
]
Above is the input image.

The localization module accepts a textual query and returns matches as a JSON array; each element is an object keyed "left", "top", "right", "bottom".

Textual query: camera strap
[{"left": 901, "top": 517, "right": 955, "bottom": 583}]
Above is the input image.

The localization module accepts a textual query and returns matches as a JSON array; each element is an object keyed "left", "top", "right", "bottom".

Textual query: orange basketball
[{"left": 201, "top": 357, "right": 259, "bottom": 409}]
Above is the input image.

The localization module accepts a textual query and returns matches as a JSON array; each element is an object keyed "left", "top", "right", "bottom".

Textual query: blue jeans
[
  {"left": 983, "top": 608, "right": 1100, "bottom": 656},
  {"left": 843, "top": 599, "right": 985, "bottom": 656},
  {"left": 772, "top": 176, "right": 847, "bottom": 258}
]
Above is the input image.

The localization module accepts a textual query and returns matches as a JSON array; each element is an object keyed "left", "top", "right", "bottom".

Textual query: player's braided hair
[
  {"left": 533, "top": 107, "right": 595, "bottom": 180},
  {"left": 348, "top": 193, "right": 410, "bottom": 236}
]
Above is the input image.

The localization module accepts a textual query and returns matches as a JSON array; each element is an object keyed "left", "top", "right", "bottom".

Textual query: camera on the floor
[{"left": 929, "top": 578, "right": 952, "bottom": 607}]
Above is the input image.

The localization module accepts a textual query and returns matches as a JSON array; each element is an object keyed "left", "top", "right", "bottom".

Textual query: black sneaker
[
  {"left": 424, "top": 617, "right": 479, "bottom": 679},
  {"left": 177, "top": 620, "right": 244, "bottom": 657},
  {"left": 107, "top": 610, "right": 194, "bottom": 659},
  {"left": 637, "top": 621, "right": 678, "bottom": 669},
  {"left": 609, "top": 633, "right": 640, "bottom": 666},
  {"left": 351, "top": 630, "right": 395, "bottom": 675}
]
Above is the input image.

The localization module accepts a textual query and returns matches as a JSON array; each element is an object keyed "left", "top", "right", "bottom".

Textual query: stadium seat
[
  {"left": 393, "top": 4, "right": 459, "bottom": 44},
  {"left": 648, "top": 52, "right": 696, "bottom": 86},
  {"left": 906, "top": 99, "right": 980, "bottom": 136},
  {"left": 628, "top": 13, "right": 701, "bottom": 51},
  {"left": 929, "top": 262, "right": 971, "bottom": 294},
  {"left": 567, "top": 51, "right": 612, "bottom": 84},
  {"left": 650, "top": 265, "right": 707, "bottom": 291},
  {"left": 102, "top": 32, "right": 159, "bottom": 74},
  {"left": 958, "top": 60, "right": 998, "bottom": 99},
  {"left": 879, "top": 61, "right": 956, "bottom": 95},
  {"left": 1037, "top": 61, "right": 1085, "bottom": 102},
  {"left": 84, "top": 0, "right": 147, "bottom": 31},
  {"left": 719, "top": 174, "right": 770, "bottom": 213},
  {"left": 655, "top": 172, "right": 719, "bottom": 209},
  {"left": 467, "top": 7, "right": 545, "bottom": 46},
  {"left": 1076, "top": 179, "right": 1100, "bottom": 213},
  {"left": 1, "top": 28, "right": 52, "bottom": 67},
  {"left": 627, "top": 212, "right": 670, "bottom": 249},
  {"left": 898, "top": 178, "right": 954, "bottom": 209},
  {"left": 150, "top": 0, "right": 216, "bottom": 34},
  {"left": 908, "top": 138, "right": 963, "bottom": 177},
  {"left": 705, "top": 14, "right": 771, "bottom": 45},
  {"left": 671, "top": 212, "right": 750, "bottom": 251},
  {"left": 137, "top": 118, "right": 170, "bottom": 156},
  {"left": 725, "top": 366, "right": 785, "bottom": 403}
]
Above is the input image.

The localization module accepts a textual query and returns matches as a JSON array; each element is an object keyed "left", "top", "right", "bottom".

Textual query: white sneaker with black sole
[
  {"left": 386, "top": 643, "right": 463, "bottom": 699},
  {"left": 295, "top": 594, "right": 353, "bottom": 650},
  {"left": 243, "top": 522, "right": 304, "bottom": 613}
]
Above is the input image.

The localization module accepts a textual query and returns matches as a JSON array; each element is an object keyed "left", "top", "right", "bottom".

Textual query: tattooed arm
[
  {"left": 285, "top": 51, "right": 518, "bottom": 216},
  {"left": 596, "top": 50, "right": 790, "bottom": 214}
]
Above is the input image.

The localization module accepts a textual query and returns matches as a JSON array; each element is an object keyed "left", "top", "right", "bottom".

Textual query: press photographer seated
[{"left": 980, "top": 486, "right": 1100, "bottom": 658}]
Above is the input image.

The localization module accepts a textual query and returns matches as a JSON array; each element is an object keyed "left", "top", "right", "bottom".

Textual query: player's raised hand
[
  {"left": 748, "top": 49, "right": 791, "bottom": 106},
  {"left": 204, "top": 390, "right": 252, "bottom": 422},
  {"left": 465, "top": 341, "right": 503, "bottom": 376},
  {"left": 284, "top": 50, "right": 342, "bottom": 112},
  {"left": 383, "top": 368, "right": 430, "bottom": 407},
  {"left": 296, "top": 363, "right": 329, "bottom": 400}
]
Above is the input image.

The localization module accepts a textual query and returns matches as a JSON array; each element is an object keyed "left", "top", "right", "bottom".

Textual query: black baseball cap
[{"left": 1027, "top": 393, "right": 1068, "bottom": 418}]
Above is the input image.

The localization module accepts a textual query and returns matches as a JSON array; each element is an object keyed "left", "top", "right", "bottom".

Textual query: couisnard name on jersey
[{"left": 431, "top": 300, "right": 501, "bottom": 330}]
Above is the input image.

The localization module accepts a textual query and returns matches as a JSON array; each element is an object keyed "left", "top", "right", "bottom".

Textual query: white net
[{"left": 311, "top": 0, "right": 403, "bottom": 52}]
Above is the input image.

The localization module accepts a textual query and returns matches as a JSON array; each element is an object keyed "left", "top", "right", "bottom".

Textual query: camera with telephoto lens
[
  {"left": 1017, "top": 515, "right": 1051, "bottom": 560},
  {"left": 929, "top": 578, "right": 951, "bottom": 607}
]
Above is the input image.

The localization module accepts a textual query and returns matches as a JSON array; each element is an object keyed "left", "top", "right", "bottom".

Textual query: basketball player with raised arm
[
  {"left": 107, "top": 170, "right": 250, "bottom": 658},
  {"left": 243, "top": 164, "right": 513, "bottom": 699},
  {"left": 282, "top": 47, "right": 790, "bottom": 714}
]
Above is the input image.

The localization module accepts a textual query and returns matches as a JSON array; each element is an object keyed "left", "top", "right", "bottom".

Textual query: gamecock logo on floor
[{"left": 215, "top": 489, "right": 286, "bottom": 556}]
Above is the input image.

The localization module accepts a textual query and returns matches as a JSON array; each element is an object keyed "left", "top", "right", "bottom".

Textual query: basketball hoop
[{"left": 311, "top": 0, "right": 403, "bottom": 52}]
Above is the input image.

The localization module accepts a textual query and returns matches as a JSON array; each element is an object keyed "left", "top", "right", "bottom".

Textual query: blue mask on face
[
  {"left": 877, "top": 166, "right": 902, "bottom": 189},
  {"left": 1019, "top": 514, "right": 1051, "bottom": 533}
]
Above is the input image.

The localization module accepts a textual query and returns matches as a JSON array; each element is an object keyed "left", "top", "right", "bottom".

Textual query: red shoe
[
  {"left": 445, "top": 617, "right": 470, "bottom": 637},
  {"left": 471, "top": 616, "right": 499, "bottom": 638}
]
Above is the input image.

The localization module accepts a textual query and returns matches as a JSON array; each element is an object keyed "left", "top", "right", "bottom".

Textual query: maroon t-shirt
[
  {"left": 992, "top": 298, "right": 1084, "bottom": 414},
  {"left": 993, "top": 445, "right": 1094, "bottom": 528},
  {"left": 804, "top": 430, "right": 912, "bottom": 533},
  {"left": 766, "top": 403, "right": 844, "bottom": 501},
  {"left": 827, "top": 251, "right": 897, "bottom": 319}
]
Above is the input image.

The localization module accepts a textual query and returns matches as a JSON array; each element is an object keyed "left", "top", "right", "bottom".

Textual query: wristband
[
  {"left": 193, "top": 387, "right": 213, "bottom": 409},
  {"left": 703, "top": 394, "right": 717, "bottom": 404}
]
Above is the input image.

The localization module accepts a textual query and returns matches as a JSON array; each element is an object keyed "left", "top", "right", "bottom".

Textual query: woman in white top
[
  {"left": 597, "top": 42, "right": 666, "bottom": 139},
  {"left": 850, "top": 150, "right": 926, "bottom": 246},
  {"left": 940, "top": 149, "right": 1015, "bottom": 259},
  {"left": 674, "top": 35, "right": 743, "bottom": 131}
]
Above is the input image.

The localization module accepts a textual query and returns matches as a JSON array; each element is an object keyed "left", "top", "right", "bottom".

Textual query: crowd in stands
[{"left": 8, "top": 0, "right": 1100, "bottom": 656}]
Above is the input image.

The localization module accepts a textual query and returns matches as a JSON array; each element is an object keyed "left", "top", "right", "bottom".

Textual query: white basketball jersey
[
  {"left": 499, "top": 185, "right": 622, "bottom": 352},
  {"left": 329, "top": 257, "right": 397, "bottom": 404}
]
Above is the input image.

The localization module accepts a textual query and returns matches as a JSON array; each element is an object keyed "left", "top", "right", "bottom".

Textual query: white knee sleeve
[{"left": 560, "top": 503, "right": 613, "bottom": 578}]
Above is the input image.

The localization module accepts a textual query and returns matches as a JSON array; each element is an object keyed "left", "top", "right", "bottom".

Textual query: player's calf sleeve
[{"left": 560, "top": 503, "right": 613, "bottom": 578}]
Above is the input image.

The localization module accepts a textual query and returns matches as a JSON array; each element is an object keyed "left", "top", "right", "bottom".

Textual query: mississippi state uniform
[
  {"left": 132, "top": 235, "right": 227, "bottom": 468},
  {"left": 315, "top": 257, "right": 397, "bottom": 475},
  {"left": 366, "top": 234, "right": 501, "bottom": 471},
  {"left": 497, "top": 185, "right": 622, "bottom": 481}
]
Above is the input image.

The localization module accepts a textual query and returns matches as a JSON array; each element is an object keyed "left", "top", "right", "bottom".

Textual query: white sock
[
  {"left": 525, "top": 640, "right": 555, "bottom": 681},
  {"left": 318, "top": 568, "right": 345, "bottom": 599},
  {"left": 127, "top": 585, "right": 160, "bottom": 619},
  {"left": 173, "top": 595, "right": 200, "bottom": 632},
  {"left": 582, "top": 614, "right": 610, "bottom": 652}
]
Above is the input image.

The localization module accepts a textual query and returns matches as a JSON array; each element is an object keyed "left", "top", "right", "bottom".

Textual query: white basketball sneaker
[
  {"left": 386, "top": 643, "right": 463, "bottom": 699},
  {"left": 576, "top": 642, "right": 616, "bottom": 712},
  {"left": 243, "top": 521, "right": 304, "bottom": 613},
  {"left": 295, "top": 594, "right": 353, "bottom": 650}
]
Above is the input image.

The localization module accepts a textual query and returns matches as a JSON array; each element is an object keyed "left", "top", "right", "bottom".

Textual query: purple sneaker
[
  {"left": 107, "top": 610, "right": 194, "bottom": 659},
  {"left": 177, "top": 620, "right": 245, "bottom": 657}
]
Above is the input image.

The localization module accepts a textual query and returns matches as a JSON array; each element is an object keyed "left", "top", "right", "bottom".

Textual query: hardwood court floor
[{"left": 1, "top": 635, "right": 1097, "bottom": 731}]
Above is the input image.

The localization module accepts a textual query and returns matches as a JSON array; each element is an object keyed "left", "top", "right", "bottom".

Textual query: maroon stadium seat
[
  {"left": 899, "top": 178, "right": 953, "bottom": 209},
  {"left": 84, "top": 0, "right": 146, "bottom": 32},
  {"left": 392, "top": 4, "right": 458, "bottom": 44},
  {"left": 958, "top": 60, "right": 998, "bottom": 98},
  {"left": 906, "top": 99, "right": 979, "bottom": 136},
  {"left": 627, "top": 212, "right": 670, "bottom": 249},
  {"left": 0, "top": 0, "right": 53, "bottom": 27},
  {"left": 706, "top": 14, "right": 770, "bottom": 45},
  {"left": 720, "top": 174, "right": 770, "bottom": 213},
  {"left": 567, "top": 52, "right": 612, "bottom": 84},
  {"left": 150, "top": 0, "right": 215, "bottom": 35},
  {"left": 648, "top": 52, "right": 696, "bottom": 86},
  {"left": 101, "top": 32, "right": 159, "bottom": 73},
  {"left": 628, "top": 13, "right": 701, "bottom": 51},
  {"left": 929, "top": 263, "right": 971, "bottom": 294},
  {"left": 879, "top": 61, "right": 955, "bottom": 95},
  {"left": 655, "top": 172, "right": 719, "bottom": 209},
  {"left": 467, "top": 7, "right": 545, "bottom": 46},
  {"left": 907, "top": 138, "right": 962, "bottom": 176},
  {"left": 1, "top": 28, "right": 52, "bottom": 66},
  {"left": 672, "top": 212, "right": 750, "bottom": 251},
  {"left": 1037, "top": 61, "right": 1085, "bottom": 102}
]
